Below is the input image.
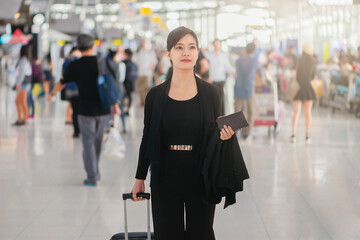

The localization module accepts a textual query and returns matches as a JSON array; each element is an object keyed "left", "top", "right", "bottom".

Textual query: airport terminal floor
[{"left": 1, "top": 82, "right": 360, "bottom": 240}]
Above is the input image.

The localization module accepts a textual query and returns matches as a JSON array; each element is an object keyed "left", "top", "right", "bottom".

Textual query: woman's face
[{"left": 168, "top": 34, "right": 198, "bottom": 70}]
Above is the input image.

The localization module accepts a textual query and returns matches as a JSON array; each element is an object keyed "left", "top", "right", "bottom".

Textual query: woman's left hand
[{"left": 220, "top": 125, "right": 234, "bottom": 141}]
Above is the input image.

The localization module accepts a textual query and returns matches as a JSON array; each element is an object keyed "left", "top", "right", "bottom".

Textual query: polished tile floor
[{"left": 1, "top": 83, "right": 360, "bottom": 240}]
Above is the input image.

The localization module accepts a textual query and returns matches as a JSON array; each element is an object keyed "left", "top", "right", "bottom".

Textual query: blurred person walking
[
  {"left": 285, "top": 45, "right": 298, "bottom": 71},
  {"left": 41, "top": 53, "right": 54, "bottom": 95},
  {"left": 62, "top": 47, "right": 82, "bottom": 137},
  {"left": 130, "top": 26, "right": 249, "bottom": 240},
  {"left": 122, "top": 48, "right": 138, "bottom": 115},
  {"left": 28, "top": 56, "right": 45, "bottom": 119},
  {"left": 133, "top": 40, "right": 157, "bottom": 106},
  {"left": 195, "top": 49, "right": 210, "bottom": 81},
  {"left": 234, "top": 43, "right": 264, "bottom": 140},
  {"left": 155, "top": 49, "right": 172, "bottom": 85},
  {"left": 107, "top": 48, "right": 127, "bottom": 133},
  {"left": 12, "top": 45, "right": 32, "bottom": 126},
  {"left": 290, "top": 43, "right": 317, "bottom": 144},
  {"left": 48, "top": 34, "right": 120, "bottom": 186},
  {"left": 356, "top": 46, "right": 360, "bottom": 62},
  {"left": 204, "top": 39, "right": 235, "bottom": 114}
]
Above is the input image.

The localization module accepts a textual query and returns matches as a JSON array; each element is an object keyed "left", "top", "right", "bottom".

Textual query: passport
[{"left": 216, "top": 111, "right": 249, "bottom": 131}]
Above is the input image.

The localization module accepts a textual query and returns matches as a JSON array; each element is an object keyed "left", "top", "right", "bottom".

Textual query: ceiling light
[
  {"left": 103, "top": 22, "right": 112, "bottom": 29},
  {"left": 265, "top": 18, "right": 275, "bottom": 26},
  {"left": 96, "top": 15, "right": 104, "bottom": 22},
  {"left": 166, "top": 12, "right": 179, "bottom": 19},
  {"left": 141, "top": 1, "right": 163, "bottom": 11},
  {"left": 245, "top": 8, "right": 269, "bottom": 18},
  {"left": 41, "top": 23, "right": 49, "bottom": 31},
  {"left": 221, "top": 4, "right": 242, "bottom": 12},
  {"left": 110, "top": 4, "right": 120, "bottom": 13},
  {"left": 84, "top": 18, "right": 95, "bottom": 30},
  {"left": 115, "top": 23, "right": 123, "bottom": 29},
  {"left": 203, "top": 1, "right": 218, "bottom": 8},
  {"left": 124, "top": 24, "right": 131, "bottom": 31},
  {"left": 165, "top": 2, "right": 190, "bottom": 11},
  {"left": 111, "top": 15, "right": 117, "bottom": 22},
  {"left": 96, "top": 3, "right": 104, "bottom": 13},
  {"left": 55, "top": 13, "right": 62, "bottom": 19},
  {"left": 62, "top": 14, "right": 69, "bottom": 19},
  {"left": 308, "top": 0, "right": 353, "bottom": 5},
  {"left": 51, "top": 4, "right": 72, "bottom": 13},
  {"left": 251, "top": 1, "right": 270, "bottom": 8}
]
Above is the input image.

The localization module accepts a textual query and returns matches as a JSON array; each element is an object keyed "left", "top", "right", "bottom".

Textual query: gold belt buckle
[{"left": 169, "top": 145, "right": 193, "bottom": 151}]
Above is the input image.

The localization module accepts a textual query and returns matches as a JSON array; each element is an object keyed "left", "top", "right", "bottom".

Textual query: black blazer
[{"left": 135, "top": 76, "right": 249, "bottom": 207}]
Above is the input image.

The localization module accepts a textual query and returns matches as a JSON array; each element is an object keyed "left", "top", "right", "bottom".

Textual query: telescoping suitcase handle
[
  {"left": 122, "top": 192, "right": 151, "bottom": 240},
  {"left": 122, "top": 193, "right": 150, "bottom": 200}
]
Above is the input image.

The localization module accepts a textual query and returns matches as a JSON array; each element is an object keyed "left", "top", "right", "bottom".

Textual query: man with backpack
[
  {"left": 48, "top": 34, "right": 120, "bottom": 186},
  {"left": 122, "top": 48, "right": 138, "bottom": 115}
]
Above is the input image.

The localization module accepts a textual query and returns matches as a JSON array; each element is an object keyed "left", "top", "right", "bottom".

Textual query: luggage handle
[
  {"left": 122, "top": 192, "right": 151, "bottom": 240},
  {"left": 122, "top": 192, "right": 150, "bottom": 200}
]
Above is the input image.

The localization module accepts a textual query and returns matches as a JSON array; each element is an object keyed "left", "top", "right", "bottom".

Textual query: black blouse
[{"left": 161, "top": 94, "right": 200, "bottom": 146}]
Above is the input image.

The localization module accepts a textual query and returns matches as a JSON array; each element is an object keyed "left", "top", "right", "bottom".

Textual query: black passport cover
[{"left": 216, "top": 111, "right": 249, "bottom": 131}]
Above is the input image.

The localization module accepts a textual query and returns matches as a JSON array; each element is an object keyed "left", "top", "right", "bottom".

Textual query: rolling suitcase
[{"left": 110, "top": 193, "right": 155, "bottom": 240}]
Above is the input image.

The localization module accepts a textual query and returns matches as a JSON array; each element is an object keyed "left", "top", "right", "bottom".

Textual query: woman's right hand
[{"left": 131, "top": 179, "right": 145, "bottom": 202}]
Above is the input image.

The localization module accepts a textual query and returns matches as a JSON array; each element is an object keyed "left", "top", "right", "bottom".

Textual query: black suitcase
[{"left": 110, "top": 193, "right": 155, "bottom": 240}]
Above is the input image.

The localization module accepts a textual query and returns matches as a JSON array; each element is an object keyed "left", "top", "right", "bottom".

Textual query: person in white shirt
[
  {"left": 156, "top": 49, "right": 171, "bottom": 84},
  {"left": 133, "top": 40, "right": 158, "bottom": 106},
  {"left": 204, "top": 39, "right": 235, "bottom": 114}
]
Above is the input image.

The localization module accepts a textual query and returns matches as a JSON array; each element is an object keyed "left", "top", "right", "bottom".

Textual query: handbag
[
  {"left": 311, "top": 78, "right": 324, "bottom": 97},
  {"left": 102, "top": 115, "right": 125, "bottom": 160},
  {"left": 60, "top": 88, "right": 68, "bottom": 101}
]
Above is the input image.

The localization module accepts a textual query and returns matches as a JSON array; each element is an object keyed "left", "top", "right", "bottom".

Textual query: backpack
[
  {"left": 125, "top": 60, "right": 138, "bottom": 82},
  {"left": 97, "top": 58, "right": 121, "bottom": 111},
  {"left": 31, "top": 61, "right": 44, "bottom": 83}
]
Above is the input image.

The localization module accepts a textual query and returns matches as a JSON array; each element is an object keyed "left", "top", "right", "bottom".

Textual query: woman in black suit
[{"left": 131, "top": 27, "right": 248, "bottom": 240}]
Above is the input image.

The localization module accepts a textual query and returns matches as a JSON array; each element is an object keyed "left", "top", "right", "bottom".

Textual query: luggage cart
[
  {"left": 327, "top": 71, "right": 353, "bottom": 113},
  {"left": 252, "top": 79, "right": 280, "bottom": 137},
  {"left": 110, "top": 193, "right": 154, "bottom": 240},
  {"left": 351, "top": 74, "right": 360, "bottom": 118}
]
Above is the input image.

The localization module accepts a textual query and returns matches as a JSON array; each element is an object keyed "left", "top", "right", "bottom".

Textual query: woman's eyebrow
[{"left": 175, "top": 43, "right": 196, "bottom": 46}]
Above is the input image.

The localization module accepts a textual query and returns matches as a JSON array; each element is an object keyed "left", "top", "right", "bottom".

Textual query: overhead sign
[
  {"left": 112, "top": 39, "right": 122, "bottom": 46},
  {"left": 56, "top": 40, "right": 65, "bottom": 46},
  {"left": 140, "top": 8, "right": 152, "bottom": 16}
]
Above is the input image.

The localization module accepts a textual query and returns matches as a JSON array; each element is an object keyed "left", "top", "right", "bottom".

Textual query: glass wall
[{"left": 276, "top": 2, "right": 360, "bottom": 62}]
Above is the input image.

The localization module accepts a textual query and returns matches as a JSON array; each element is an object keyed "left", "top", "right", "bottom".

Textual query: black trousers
[
  {"left": 69, "top": 96, "right": 80, "bottom": 135},
  {"left": 212, "top": 81, "right": 225, "bottom": 115},
  {"left": 151, "top": 150, "right": 216, "bottom": 240},
  {"left": 124, "top": 81, "right": 134, "bottom": 110}
]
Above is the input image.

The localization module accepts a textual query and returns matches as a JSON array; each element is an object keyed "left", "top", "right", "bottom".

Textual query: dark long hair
[
  {"left": 16, "top": 45, "right": 30, "bottom": 68},
  {"left": 166, "top": 26, "right": 199, "bottom": 52},
  {"left": 166, "top": 26, "right": 199, "bottom": 82},
  {"left": 20, "top": 45, "right": 29, "bottom": 59}
]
